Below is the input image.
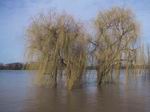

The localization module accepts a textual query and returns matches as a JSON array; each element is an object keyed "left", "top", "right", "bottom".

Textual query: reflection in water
[{"left": 0, "top": 70, "right": 150, "bottom": 112}]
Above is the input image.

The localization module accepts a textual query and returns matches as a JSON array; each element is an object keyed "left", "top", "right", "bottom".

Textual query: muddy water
[{"left": 0, "top": 70, "right": 150, "bottom": 112}]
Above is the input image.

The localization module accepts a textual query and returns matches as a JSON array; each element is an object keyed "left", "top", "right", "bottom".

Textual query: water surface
[{"left": 0, "top": 70, "right": 150, "bottom": 112}]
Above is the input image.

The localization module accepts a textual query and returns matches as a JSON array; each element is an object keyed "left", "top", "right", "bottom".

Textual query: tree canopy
[{"left": 26, "top": 7, "right": 140, "bottom": 90}]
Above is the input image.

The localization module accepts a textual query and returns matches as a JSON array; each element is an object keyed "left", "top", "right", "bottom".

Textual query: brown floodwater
[{"left": 0, "top": 70, "right": 150, "bottom": 112}]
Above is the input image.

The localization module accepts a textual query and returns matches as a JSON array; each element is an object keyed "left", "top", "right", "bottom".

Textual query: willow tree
[
  {"left": 94, "top": 7, "right": 140, "bottom": 85},
  {"left": 26, "top": 11, "right": 87, "bottom": 89}
]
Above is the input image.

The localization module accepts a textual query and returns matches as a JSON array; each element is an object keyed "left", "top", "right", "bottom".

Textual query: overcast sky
[{"left": 0, "top": 0, "right": 150, "bottom": 63}]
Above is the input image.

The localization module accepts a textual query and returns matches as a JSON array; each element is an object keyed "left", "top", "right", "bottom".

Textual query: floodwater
[{"left": 0, "top": 70, "right": 150, "bottom": 112}]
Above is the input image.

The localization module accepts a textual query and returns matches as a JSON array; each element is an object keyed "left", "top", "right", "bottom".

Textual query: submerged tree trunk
[{"left": 54, "top": 68, "right": 58, "bottom": 88}]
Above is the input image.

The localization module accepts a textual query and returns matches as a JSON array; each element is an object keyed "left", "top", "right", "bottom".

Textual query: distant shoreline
[
  {"left": 0, "top": 63, "right": 150, "bottom": 70},
  {"left": 0, "top": 63, "right": 26, "bottom": 70}
]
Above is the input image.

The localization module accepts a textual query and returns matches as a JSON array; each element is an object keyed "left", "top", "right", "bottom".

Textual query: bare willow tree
[
  {"left": 26, "top": 11, "right": 87, "bottom": 89},
  {"left": 26, "top": 7, "right": 140, "bottom": 89},
  {"left": 94, "top": 7, "right": 140, "bottom": 85}
]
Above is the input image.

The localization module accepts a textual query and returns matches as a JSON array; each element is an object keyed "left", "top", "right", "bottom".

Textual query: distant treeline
[
  {"left": 0, "top": 63, "right": 26, "bottom": 70},
  {"left": 0, "top": 62, "right": 150, "bottom": 70}
]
